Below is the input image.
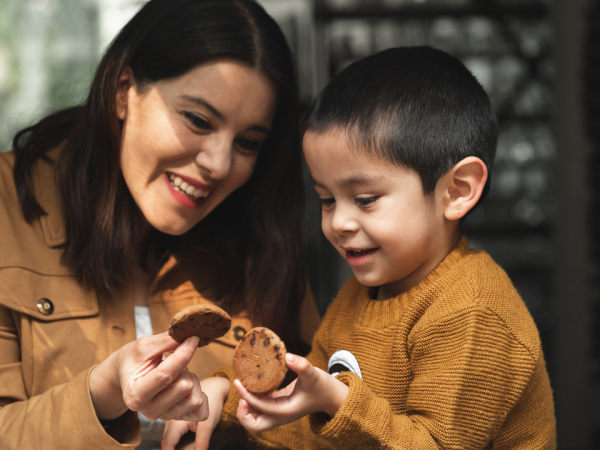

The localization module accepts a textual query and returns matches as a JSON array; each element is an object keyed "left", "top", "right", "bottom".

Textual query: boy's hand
[
  {"left": 235, "top": 353, "right": 349, "bottom": 434},
  {"left": 161, "top": 377, "right": 230, "bottom": 450}
]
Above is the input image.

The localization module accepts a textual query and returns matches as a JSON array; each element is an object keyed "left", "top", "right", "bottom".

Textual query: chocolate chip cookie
[
  {"left": 234, "top": 327, "right": 287, "bottom": 394},
  {"left": 168, "top": 304, "right": 231, "bottom": 346}
]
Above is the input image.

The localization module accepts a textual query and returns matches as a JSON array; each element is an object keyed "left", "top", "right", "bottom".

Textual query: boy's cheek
[{"left": 321, "top": 227, "right": 344, "bottom": 257}]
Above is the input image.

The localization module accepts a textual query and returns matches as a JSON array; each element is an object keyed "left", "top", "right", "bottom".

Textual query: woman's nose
[{"left": 195, "top": 133, "right": 233, "bottom": 180}]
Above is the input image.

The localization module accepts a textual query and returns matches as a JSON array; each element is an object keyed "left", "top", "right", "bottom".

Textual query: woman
[{"left": 0, "top": 0, "right": 320, "bottom": 449}]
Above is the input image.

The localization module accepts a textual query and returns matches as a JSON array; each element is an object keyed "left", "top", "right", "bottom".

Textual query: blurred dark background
[{"left": 0, "top": 0, "right": 598, "bottom": 447}]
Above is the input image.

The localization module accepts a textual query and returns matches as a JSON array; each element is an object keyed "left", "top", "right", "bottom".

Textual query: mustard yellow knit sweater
[{"left": 214, "top": 236, "right": 556, "bottom": 449}]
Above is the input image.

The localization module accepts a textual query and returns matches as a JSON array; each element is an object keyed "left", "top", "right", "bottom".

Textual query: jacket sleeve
[
  {"left": 214, "top": 307, "right": 554, "bottom": 450},
  {"left": 0, "top": 305, "right": 140, "bottom": 449}
]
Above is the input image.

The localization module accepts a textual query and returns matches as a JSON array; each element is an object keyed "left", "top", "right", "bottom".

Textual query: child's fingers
[
  {"left": 236, "top": 398, "right": 258, "bottom": 431},
  {"left": 193, "top": 419, "right": 214, "bottom": 450},
  {"left": 234, "top": 379, "right": 274, "bottom": 410},
  {"left": 234, "top": 379, "right": 297, "bottom": 419},
  {"left": 269, "top": 379, "right": 297, "bottom": 399},
  {"left": 285, "top": 353, "right": 315, "bottom": 380},
  {"left": 237, "top": 399, "right": 279, "bottom": 434},
  {"left": 161, "top": 420, "right": 193, "bottom": 450}
]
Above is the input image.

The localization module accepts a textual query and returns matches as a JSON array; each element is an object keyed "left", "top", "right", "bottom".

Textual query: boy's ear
[
  {"left": 115, "top": 66, "right": 133, "bottom": 120},
  {"left": 440, "top": 157, "right": 488, "bottom": 221}
]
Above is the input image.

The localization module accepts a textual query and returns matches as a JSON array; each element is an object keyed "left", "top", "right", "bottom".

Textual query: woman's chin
[{"left": 147, "top": 216, "right": 197, "bottom": 236}]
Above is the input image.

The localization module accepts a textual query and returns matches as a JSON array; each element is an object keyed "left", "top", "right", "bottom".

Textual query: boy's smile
[{"left": 303, "top": 130, "right": 458, "bottom": 300}]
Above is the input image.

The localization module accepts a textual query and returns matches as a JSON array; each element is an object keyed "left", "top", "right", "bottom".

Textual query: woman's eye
[
  {"left": 236, "top": 137, "right": 261, "bottom": 152},
  {"left": 355, "top": 197, "right": 378, "bottom": 206},
  {"left": 320, "top": 198, "right": 335, "bottom": 207},
  {"left": 184, "top": 112, "right": 211, "bottom": 130}
]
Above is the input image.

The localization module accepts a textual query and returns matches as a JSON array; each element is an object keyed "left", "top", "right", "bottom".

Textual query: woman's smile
[{"left": 165, "top": 172, "right": 213, "bottom": 208}]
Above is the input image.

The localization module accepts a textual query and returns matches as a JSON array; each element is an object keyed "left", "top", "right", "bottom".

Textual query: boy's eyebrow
[{"left": 310, "top": 173, "right": 383, "bottom": 188}]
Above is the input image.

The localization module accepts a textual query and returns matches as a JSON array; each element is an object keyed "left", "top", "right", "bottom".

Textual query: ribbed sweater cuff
[
  {"left": 69, "top": 366, "right": 140, "bottom": 448},
  {"left": 309, "top": 371, "right": 365, "bottom": 442}
]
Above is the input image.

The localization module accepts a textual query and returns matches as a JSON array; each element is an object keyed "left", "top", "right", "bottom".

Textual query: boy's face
[{"left": 304, "top": 131, "right": 455, "bottom": 299}]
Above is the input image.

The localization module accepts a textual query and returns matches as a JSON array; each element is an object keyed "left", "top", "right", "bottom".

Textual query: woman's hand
[
  {"left": 89, "top": 332, "right": 209, "bottom": 422},
  {"left": 235, "top": 353, "right": 349, "bottom": 434},
  {"left": 162, "top": 377, "right": 231, "bottom": 450}
]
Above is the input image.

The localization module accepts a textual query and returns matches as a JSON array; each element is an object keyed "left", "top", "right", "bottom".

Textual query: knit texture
[{"left": 215, "top": 236, "right": 556, "bottom": 449}]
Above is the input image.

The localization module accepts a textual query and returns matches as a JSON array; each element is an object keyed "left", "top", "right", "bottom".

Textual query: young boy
[{"left": 163, "top": 46, "right": 556, "bottom": 450}]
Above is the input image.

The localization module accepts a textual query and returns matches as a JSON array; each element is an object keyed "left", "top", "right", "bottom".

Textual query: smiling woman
[
  {"left": 117, "top": 60, "right": 278, "bottom": 236},
  {"left": 0, "top": 1, "right": 320, "bottom": 449}
]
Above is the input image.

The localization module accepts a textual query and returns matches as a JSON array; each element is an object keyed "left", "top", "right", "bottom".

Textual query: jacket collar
[{"left": 34, "top": 145, "right": 66, "bottom": 248}]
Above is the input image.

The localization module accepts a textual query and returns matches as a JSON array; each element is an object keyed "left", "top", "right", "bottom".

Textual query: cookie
[
  {"left": 168, "top": 304, "right": 231, "bottom": 346},
  {"left": 234, "top": 327, "right": 287, "bottom": 394}
]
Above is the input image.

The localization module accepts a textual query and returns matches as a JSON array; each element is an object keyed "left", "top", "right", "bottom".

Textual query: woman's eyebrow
[
  {"left": 248, "top": 124, "right": 270, "bottom": 134},
  {"left": 179, "top": 95, "right": 225, "bottom": 121},
  {"left": 179, "top": 95, "right": 270, "bottom": 134}
]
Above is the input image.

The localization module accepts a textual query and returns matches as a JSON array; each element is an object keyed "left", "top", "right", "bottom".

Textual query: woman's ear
[
  {"left": 440, "top": 157, "right": 488, "bottom": 221},
  {"left": 115, "top": 66, "right": 133, "bottom": 120}
]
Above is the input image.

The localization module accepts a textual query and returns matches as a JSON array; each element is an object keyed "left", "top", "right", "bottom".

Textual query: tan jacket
[{"left": 0, "top": 150, "right": 320, "bottom": 449}]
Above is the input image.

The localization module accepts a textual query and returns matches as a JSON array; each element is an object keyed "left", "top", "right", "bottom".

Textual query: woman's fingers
[
  {"left": 173, "top": 391, "right": 209, "bottom": 422},
  {"left": 138, "top": 369, "right": 199, "bottom": 421},
  {"left": 123, "top": 336, "right": 199, "bottom": 411}
]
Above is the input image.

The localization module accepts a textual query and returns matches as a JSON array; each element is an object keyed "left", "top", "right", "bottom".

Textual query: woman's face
[{"left": 117, "top": 59, "right": 278, "bottom": 235}]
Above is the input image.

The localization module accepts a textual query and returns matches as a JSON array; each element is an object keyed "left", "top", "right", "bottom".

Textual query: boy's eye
[
  {"left": 320, "top": 198, "right": 335, "bottom": 207},
  {"left": 236, "top": 137, "right": 261, "bottom": 152},
  {"left": 184, "top": 112, "right": 211, "bottom": 130},
  {"left": 355, "top": 197, "right": 378, "bottom": 206}
]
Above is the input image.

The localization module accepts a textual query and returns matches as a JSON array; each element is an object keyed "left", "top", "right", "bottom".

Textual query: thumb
[{"left": 285, "top": 353, "right": 315, "bottom": 380}]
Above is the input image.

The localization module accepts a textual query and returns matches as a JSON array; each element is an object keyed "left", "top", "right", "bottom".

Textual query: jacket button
[
  {"left": 36, "top": 298, "right": 54, "bottom": 315},
  {"left": 233, "top": 326, "right": 246, "bottom": 341}
]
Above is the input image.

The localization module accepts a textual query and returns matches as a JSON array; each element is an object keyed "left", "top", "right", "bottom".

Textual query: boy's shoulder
[{"left": 413, "top": 246, "right": 542, "bottom": 361}]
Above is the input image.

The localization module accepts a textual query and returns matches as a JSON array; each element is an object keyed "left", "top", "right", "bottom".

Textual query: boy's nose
[
  {"left": 330, "top": 205, "right": 359, "bottom": 235},
  {"left": 194, "top": 133, "right": 233, "bottom": 180}
]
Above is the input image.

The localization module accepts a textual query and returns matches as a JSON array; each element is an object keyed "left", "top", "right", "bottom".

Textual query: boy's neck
[{"left": 376, "top": 231, "right": 461, "bottom": 301}]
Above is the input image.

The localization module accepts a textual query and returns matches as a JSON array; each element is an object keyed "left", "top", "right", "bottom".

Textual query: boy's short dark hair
[{"left": 304, "top": 46, "right": 498, "bottom": 203}]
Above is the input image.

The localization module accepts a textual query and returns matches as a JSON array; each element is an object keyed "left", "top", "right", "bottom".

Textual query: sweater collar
[
  {"left": 397, "top": 235, "right": 470, "bottom": 301},
  {"left": 354, "top": 236, "right": 471, "bottom": 327}
]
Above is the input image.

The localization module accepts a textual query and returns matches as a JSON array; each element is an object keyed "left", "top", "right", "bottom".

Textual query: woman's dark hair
[
  {"left": 304, "top": 46, "right": 498, "bottom": 206},
  {"left": 13, "top": 0, "right": 308, "bottom": 354}
]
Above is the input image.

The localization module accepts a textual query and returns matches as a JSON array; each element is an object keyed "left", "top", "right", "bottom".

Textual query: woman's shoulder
[
  {"left": 0, "top": 151, "right": 16, "bottom": 197},
  {"left": 0, "top": 147, "right": 69, "bottom": 275},
  {"left": 0, "top": 151, "right": 21, "bottom": 229}
]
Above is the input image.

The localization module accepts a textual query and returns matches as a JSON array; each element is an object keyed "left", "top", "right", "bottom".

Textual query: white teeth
[{"left": 168, "top": 173, "right": 210, "bottom": 200}]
